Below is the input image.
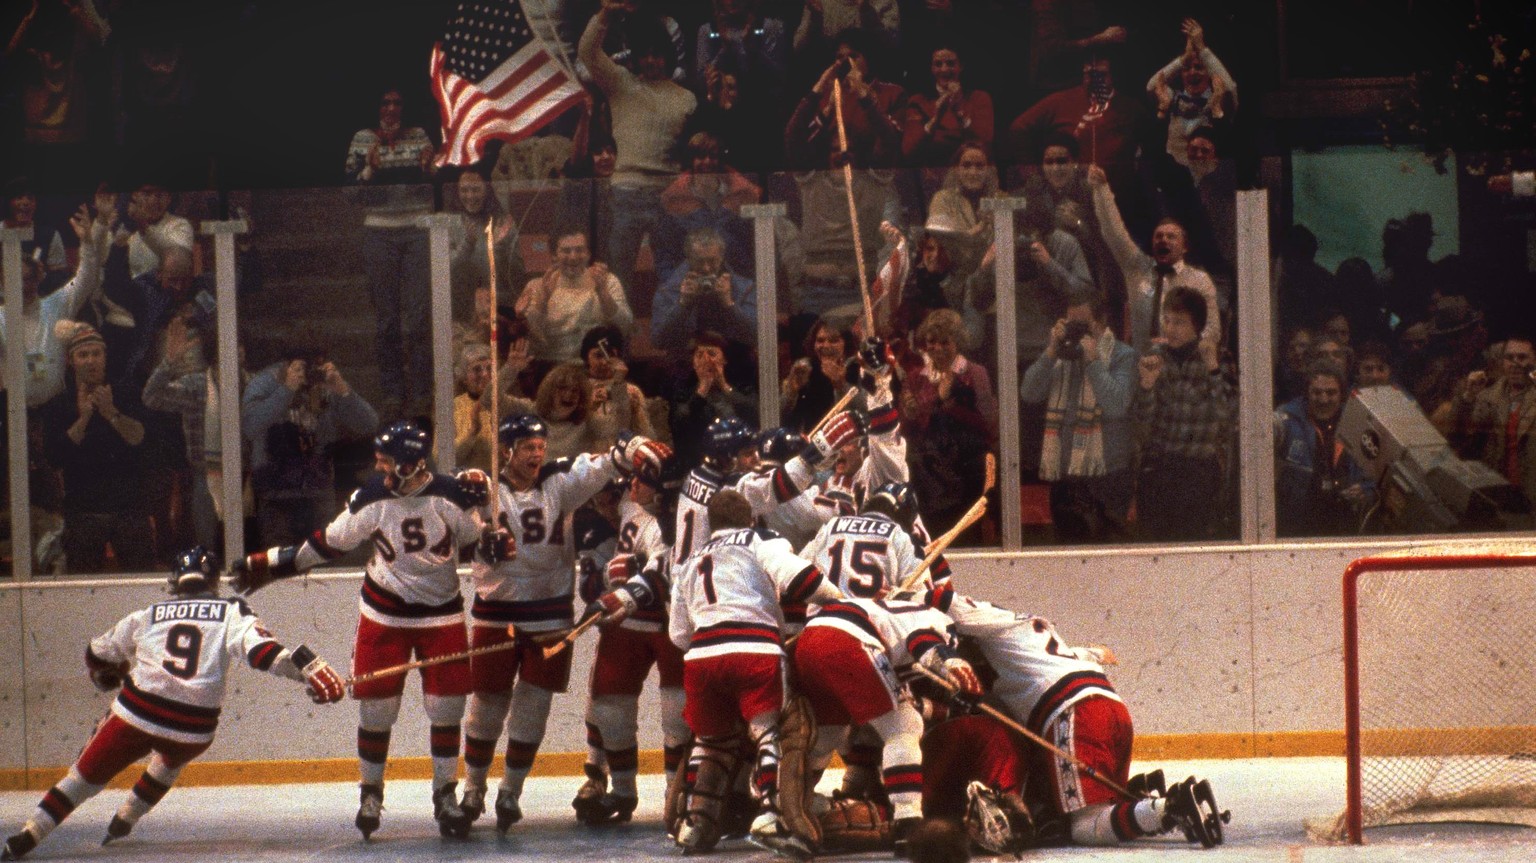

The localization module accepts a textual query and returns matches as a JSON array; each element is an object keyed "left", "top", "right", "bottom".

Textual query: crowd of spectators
[{"left": 3, "top": 1, "right": 1533, "bottom": 574}]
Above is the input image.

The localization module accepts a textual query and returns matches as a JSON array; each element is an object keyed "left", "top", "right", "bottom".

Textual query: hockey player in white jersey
[
  {"left": 672, "top": 416, "right": 757, "bottom": 567},
  {"left": 802, "top": 482, "right": 928, "bottom": 599},
  {"left": 668, "top": 490, "right": 844, "bottom": 859},
  {"left": 746, "top": 428, "right": 832, "bottom": 550},
  {"left": 2, "top": 548, "right": 345, "bottom": 862},
  {"left": 228, "top": 419, "right": 496, "bottom": 840},
  {"left": 915, "top": 583, "right": 1229, "bottom": 848},
  {"left": 790, "top": 595, "right": 980, "bottom": 848},
  {"left": 460, "top": 414, "right": 669, "bottom": 833},
  {"left": 573, "top": 443, "right": 688, "bottom": 825}
]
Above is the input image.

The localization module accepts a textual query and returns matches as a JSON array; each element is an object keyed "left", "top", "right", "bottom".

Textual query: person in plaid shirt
[{"left": 1132, "top": 287, "right": 1234, "bottom": 541}]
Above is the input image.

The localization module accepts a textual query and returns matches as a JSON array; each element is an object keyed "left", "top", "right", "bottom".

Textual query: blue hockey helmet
[
  {"left": 756, "top": 427, "right": 806, "bottom": 466},
  {"left": 862, "top": 481, "right": 918, "bottom": 532},
  {"left": 374, "top": 420, "right": 430, "bottom": 478},
  {"left": 170, "top": 546, "right": 220, "bottom": 595},
  {"left": 498, "top": 413, "right": 550, "bottom": 449},
  {"left": 703, "top": 416, "right": 756, "bottom": 468}
]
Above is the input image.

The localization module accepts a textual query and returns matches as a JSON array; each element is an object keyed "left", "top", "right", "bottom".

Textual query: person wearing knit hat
[{"left": 38, "top": 319, "right": 155, "bottom": 574}]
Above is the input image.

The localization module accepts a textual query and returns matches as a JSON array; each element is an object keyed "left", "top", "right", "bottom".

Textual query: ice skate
[
  {"left": 3, "top": 829, "right": 38, "bottom": 861},
  {"left": 748, "top": 811, "right": 815, "bottom": 861},
  {"left": 433, "top": 781, "right": 471, "bottom": 839},
  {"left": 101, "top": 814, "right": 133, "bottom": 845},
  {"left": 495, "top": 784, "right": 523, "bottom": 834},
  {"left": 355, "top": 784, "right": 384, "bottom": 840},
  {"left": 460, "top": 782, "right": 486, "bottom": 823},
  {"left": 572, "top": 774, "right": 607, "bottom": 825}
]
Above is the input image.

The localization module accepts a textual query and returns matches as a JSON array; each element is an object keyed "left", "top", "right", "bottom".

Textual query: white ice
[{"left": 6, "top": 758, "right": 1536, "bottom": 862}]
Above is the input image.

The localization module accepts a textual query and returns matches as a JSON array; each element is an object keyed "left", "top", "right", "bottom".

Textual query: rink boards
[{"left": 0, "top": 539, "right": 1510, "bottom": 790}]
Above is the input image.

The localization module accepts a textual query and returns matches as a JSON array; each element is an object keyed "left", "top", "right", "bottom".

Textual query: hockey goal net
[{"left": 1309, "top": 542, "right": 1536, "bottom": 843}]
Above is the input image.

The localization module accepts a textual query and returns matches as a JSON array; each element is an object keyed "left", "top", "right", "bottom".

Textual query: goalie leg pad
[
  {"left": 676, "top": 735, "right": 740, "bottom": 853},
  {"left": 775, "top": 694, "right": 822, "bottom": 848}
]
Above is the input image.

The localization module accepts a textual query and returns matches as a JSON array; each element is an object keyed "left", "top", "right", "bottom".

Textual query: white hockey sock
[
  {"left": 1070, "top": 800, "right": 1160, "bottom": 845},
  {"left": 357, "top": 696, "right": 402, "bottom": 788},
  {"left": 29, "top": 767, "right": 104, "bottom": 838},
  {"left": 747, "top": 710, "right": 782, "bottom": 807},
  {"left": 870, "top": 706, "right": 925, "bottom": 822},
  {"left": 424, "top": 695, "right": 466, "bottom": 790},
  {"left": 501, "top": 682, "right": 554, "bottom": 797},
  {"left": 590, "top": 695, "right": 640, "bottom": 796},
  {"left": 117, "top": 754, "right": 183, "bottom": 826},
  {"left": 660, "top": 686, "right": 689, "bottom": 787}
]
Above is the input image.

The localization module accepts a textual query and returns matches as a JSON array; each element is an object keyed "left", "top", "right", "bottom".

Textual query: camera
[
  {"left": 1058, "top": 320, "right": 1093, "bottom": 360},
  {"left": 305, "top": 354, "right": 330, "bottom": 387}
]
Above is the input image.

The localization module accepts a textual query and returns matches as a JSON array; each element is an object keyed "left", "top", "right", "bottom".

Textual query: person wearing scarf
[{"left": 1022, "top": 293, "right": 1136, "bottom": 542}]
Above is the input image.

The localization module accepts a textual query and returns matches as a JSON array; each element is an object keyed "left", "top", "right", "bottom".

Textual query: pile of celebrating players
[{"left": 3, "top": 339, "right": 1227, "bottom": 862}]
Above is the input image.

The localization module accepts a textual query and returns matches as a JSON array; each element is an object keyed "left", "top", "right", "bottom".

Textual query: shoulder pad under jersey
[
  {"left": 536, "top": 458, "right": 575, "bottom": 486},
  {"left": 574, "top": 507, "right": 618, "bottom": 551},
  {"left": 422, "top": 472, "right": 480, "bottom": 509},
  {"left": 348, "top": 475, "right": 394, "bottom": 513},
  {"left": 752, "top": 527, "right": 784, "bottom": 542}
]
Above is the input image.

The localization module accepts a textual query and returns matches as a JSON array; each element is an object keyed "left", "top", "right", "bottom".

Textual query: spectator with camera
[
  {"left": 651, "top": 227, "right": 757, "bottom": 362},
  {"left": 1274, "top": 362, "right": 1376, "bottom": 537},
  {"left": 1132, "top": 287, "right": 1234, "bottom": 542},
  {"left": 242, "top": 352, "right": 378, "bottom": 548},
  {"left": 1021, "top": 291, "right": 1136, "bottom": 542}
]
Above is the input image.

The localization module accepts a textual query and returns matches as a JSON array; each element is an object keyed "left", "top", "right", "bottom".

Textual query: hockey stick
[
  {"left": 540, "top": 609, "right": 602, "bottom": 659},
  {"left": 895, "top": 453, "right": 996, "bottom": 594},
  {"left": 909, "top": 663, "right": 1141, "bottom": 802},
  {"left": 347, "top": 635, "right": 521, "bottom": 689},
  {"left": 830, "top": 79, "right": 876, "bottom": 338},
  {"left": 808, "top": 387, "right": 858, "bottom": 438},
  {"left": 484, "top": 217, "right": 502, "bottom": 529}
]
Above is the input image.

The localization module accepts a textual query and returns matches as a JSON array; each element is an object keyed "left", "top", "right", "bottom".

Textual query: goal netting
[{"left": 1308, "top": 542, "right": 1536, "bottom": 843}]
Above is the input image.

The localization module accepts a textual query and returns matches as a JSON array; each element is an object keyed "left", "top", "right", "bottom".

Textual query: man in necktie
[{"left": 1087, "top": 165, "right": 1220, "bottom": 354}]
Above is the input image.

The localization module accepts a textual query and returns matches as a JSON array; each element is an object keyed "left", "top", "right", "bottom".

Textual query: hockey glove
[
  {"left": 455, "top": 468, "right": 492, "bottom": 507},
  {"left": 228, "top": 555, "right": 270, "bottom": 595},
  {"left": 89, "top": 664, "right": 127, "bottom": 693},
  {"left": 803, "top": 410, "right": 865, "bottom": 465},
  {"left": 606, "top": 552, "right": 637, "bottom": 588},
  {"left": 292, "top": 645, "right": 346, "bottom": 704},
  {"left": 943, "top": 657, "right": 983, "bottom": 699},
  {"left": 478, "top": 526, "right": 517, "bottom": 564},
  {"left": 589, "top": 589, "right": 638, "bottom": 627},
  {"left": 620, "top": 435, "right": 672, "bottom": 479}
]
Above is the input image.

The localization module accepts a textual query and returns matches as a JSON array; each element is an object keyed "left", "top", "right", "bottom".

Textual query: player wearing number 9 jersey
[
  {"left": 460, "top": 415, "right": 669, "bottom": 833},
  {"left": 2, "top": 548, "right": 344, "bottom": 862}
]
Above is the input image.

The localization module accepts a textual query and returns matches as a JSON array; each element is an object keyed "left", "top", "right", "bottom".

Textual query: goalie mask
[
  {"left": 374, "top": 420, "right": 430, "bottom": 481},
  {"left": 169, "top": 546, "right": 220, "bottom": 595},
  {"left": 964, "top": 781, "right": 1033, "bottom": 857}
]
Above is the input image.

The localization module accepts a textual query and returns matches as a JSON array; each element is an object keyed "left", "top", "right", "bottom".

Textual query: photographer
[
  {"left": 242, "top": 352, "right": 379, "bottom": 547},
  {"left": 1021, "top": 292, "right": 1136, "bottom": 542},
  {"left": 650, "top": 227, "right": 757, "bottom": 362},
  {"left": 1274, "top": 363, "right": 1376, "bottom": 537}
]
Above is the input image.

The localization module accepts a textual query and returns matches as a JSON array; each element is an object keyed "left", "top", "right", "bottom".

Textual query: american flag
[
  {"left": 431, "top": 0, "right": 585, "bottom": 166},
  {"left": 861, "top": 234, "right": 909, "bottom": 337}
]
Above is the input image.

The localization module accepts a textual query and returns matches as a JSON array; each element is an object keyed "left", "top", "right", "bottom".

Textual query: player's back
[
  {"left": 673, "top": 466, "right": 727, "bottom": 565},
  {"left": 803, "top": 514, "right": 919, "bottom": 598}
]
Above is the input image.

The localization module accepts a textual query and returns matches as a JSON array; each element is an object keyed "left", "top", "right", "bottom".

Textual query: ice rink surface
[{"left": 6, "top": 758, "right": 1536, "bottom": 862}]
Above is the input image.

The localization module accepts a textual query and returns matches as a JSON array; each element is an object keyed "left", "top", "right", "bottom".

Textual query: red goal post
[{"left": 1313, "top": 542, "right": 1536, "bottom": 843}]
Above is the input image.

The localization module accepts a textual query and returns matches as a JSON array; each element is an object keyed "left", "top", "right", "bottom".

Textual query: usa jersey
[
  {"left": 303, "top": 474, "right": 482, "bottom": 628},
  {"left": 804, "top": 597, "right": 956, "bottom": 668},
  {"left": 801, "top": 513, "right": 923, "bottom": 599},
  {"left": 89, "top": 597, "right": 288, "bottom": 744},
  {"left": 610, "top": 497, "right": 671, "bottom": 632},
  {"left": 471, "top": 453, "right": 622, "bottom": 633},
  {"left": 574, "top": 504, "right": 619, "bottom": 608},
  {"left": 946, "top": 596, "right": 1120, "bottom": 735},
  {"left": 669, "top": 528, "right": 827, "bottom": 659},
  {"left": 763, "top": 488, "right": 826, "bottom": 550},
  {"left": 673, "top": 464, "right": 729, "bottom": 566}
]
